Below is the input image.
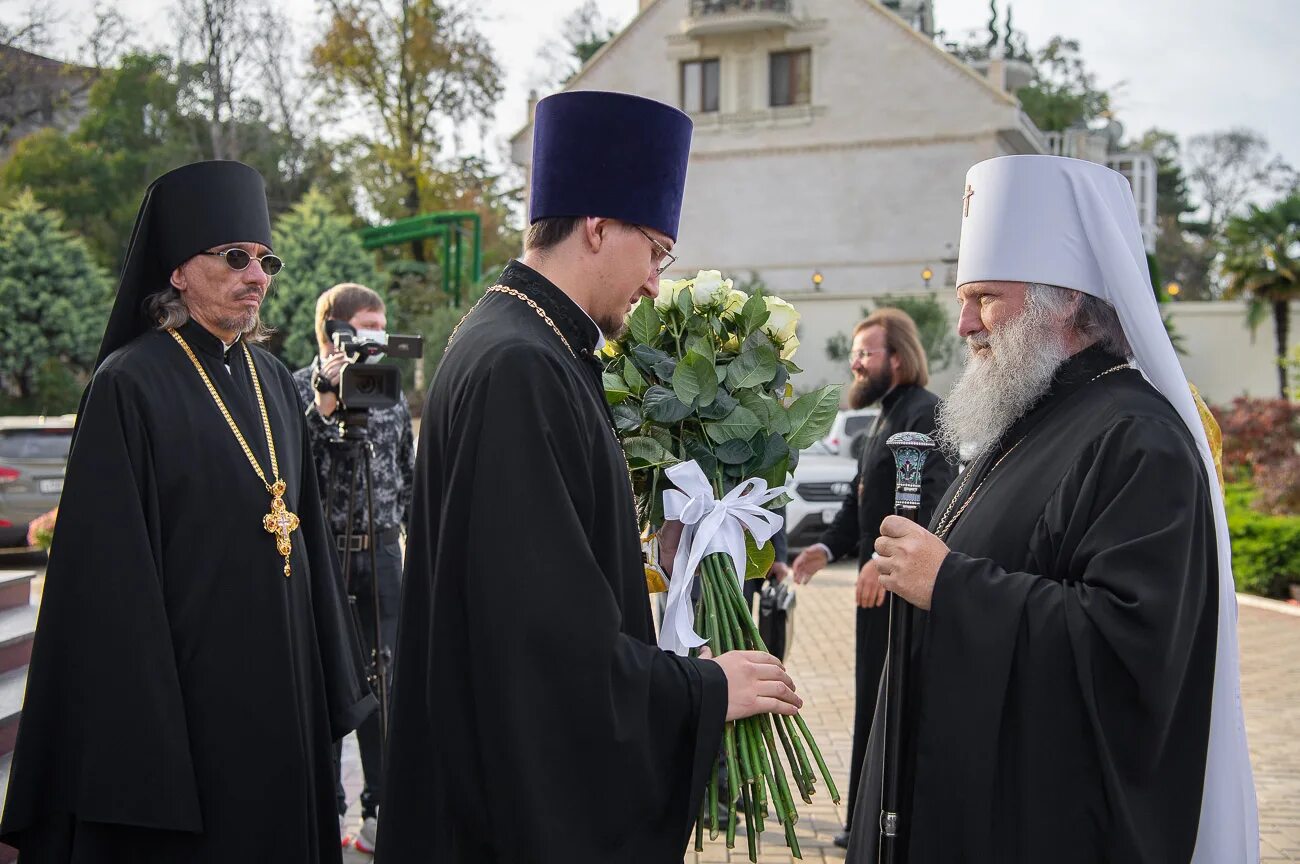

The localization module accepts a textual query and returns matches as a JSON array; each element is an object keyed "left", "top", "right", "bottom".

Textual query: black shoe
[{"left": 833, "top": 830, "right": 850, "bottom": 849}]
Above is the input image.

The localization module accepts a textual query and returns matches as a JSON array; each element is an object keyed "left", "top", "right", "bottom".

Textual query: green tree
[
  {"left": 264, "top": 189, "right": 382, "bottom": 369},
  {"left": 1015, "top": 37, "right": 1112, "bottom": 133},
  {"left": 312, "top": 0, "right": 503, "bottom": 253},
  {"left": 1138, "top": 127, "right": 1214, "bottom": 300},
  {"left": 0, "top": 192, "right": 112, "bottom": 407},
  {"left": 1221, "top": 195, "right": 1300, "bottom": 398},
  {"left": 1, "top": 53, "right": 197, "bottom": 268}
]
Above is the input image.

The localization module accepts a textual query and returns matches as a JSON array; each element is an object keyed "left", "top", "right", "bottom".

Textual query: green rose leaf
[
  {"left": 611, "top": 402, "right": 643, "bottom": 432},
  {"left": 676, "top": 285, "right": 695, "bottom": 316},
  {"left": 705, "top": 405, "right": 764, "bottom": 444},
  {"left": 770, "top": 362, "right": 790, "bottom": 397},
  {"left": 684, "top": 438, "right": 718, "bottom": 478},
  {"left": 623, "top": 357, "right": 648, "bottom": 396},
  {"left": 624, "top": 436, "right": 679, "bottom": 469},
  {"left": 697, "top": 389, "right": 738, "bottom": 421},
  {"left": 628, "top": 299, "right": 661, "bottom": 345},
  {"left": 714, "top": 363, "right": 729, "bottom": 384},
  {"left": 648, "top": 425, "right": 675, "bottom": 453},
  {"left": 631, "top": 345, "right": 670, "bottom": 377},
  {"left": 653, "top": 357, "right": 678, "bottom": 381},
  {"left": 785, "top": 384, "right": 844, "bottom": 450},
  {"left": 715, "top": 437, "right": 755, "bottom": 465},
  {"left": 744, "top": 431, "right": 789, "bottom": 476},
  {"left": 685, "top": 333, "right": 715, "bottom": 362},
  {"left": 726, "top": 341, "right": 779, "bottom": 390},
  {"left": 782, "top": 358, "right": 804, "bottom": 375},
  {"left": 672, "top": 351, "right": 719, "bottom": 408},
  {"left": 603, "top": 371, "right": 631, "bottom": 405},
  {"left": 642, "top": 385, "right": 694, "bottom": 423},
  {"left": 740, "top": 292, "right": 770, "bottom": 337},
  {"left": 744, "top": 529, "right": 777, "bottom": 581}
]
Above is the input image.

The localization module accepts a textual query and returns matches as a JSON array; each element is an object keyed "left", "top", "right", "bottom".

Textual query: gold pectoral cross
[{"left": 262, "top": 480, "right": 300, "bottom": 578}]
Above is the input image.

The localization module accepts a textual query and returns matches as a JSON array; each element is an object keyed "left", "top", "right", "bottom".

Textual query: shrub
[{"left": 1224, "top": 483, "right": 1300, "bottom": 597}]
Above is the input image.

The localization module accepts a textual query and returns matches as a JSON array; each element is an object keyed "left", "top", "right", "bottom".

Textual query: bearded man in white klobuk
[{"left": 846, "top": 155, "right": 1258, "bottom": 864}]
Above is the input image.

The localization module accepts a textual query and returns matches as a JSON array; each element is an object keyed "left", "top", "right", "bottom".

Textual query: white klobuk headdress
[{"left": 956, "top": 154, "right": 1258, "bottom": 863}]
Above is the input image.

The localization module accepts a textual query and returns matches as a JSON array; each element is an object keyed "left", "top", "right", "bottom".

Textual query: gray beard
[{"left": 935, "top": 303, "right": 1073, "bottom": 459}]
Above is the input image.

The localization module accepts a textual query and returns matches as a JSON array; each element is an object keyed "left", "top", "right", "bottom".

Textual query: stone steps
[{"left": 0, "top": 572, "right": 36, "bottom": 864}]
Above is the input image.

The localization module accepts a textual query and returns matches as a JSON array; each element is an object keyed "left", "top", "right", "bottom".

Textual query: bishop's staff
[{"left": 879, "top": 431, "right": 936, "bottom": 863}]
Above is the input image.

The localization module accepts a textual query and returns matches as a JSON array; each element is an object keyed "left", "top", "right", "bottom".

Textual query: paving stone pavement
[{"left": 339, "top": 564, "right": 1300, "bottom": 862}]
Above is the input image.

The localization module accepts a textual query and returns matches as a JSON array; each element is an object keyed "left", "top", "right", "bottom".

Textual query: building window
[
  {"left": 681, "top": 59, "right": 720, "bottom": 113},
  {"left": 769, "top": 49, "right": 811, "bottom": 107}
]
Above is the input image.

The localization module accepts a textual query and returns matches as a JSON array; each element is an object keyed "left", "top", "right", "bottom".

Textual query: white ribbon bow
[{"left": 658, "top": 460, "right": 787, "bottom": 656}]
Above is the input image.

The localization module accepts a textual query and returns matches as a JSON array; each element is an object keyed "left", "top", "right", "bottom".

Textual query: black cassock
[
  {"left": 848, "top": 345, "right": 1217, "bottom": 864},
  {"left": 1, "top": 320, "right": 375, "bottom": 862},
  {"left": 379, "top": 261, "right": 727, "bottom": 863}
]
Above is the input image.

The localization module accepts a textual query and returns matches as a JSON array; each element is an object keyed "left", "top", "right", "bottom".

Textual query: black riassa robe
[
  {"left": 378, "top": 261, "right": 728, "bottom": 864},
  {"left": 848, "top": 345, "right": 1218, "bottom": 864},
  {"left": 1, "top": 320, "right": 375, "bottom": 862}
]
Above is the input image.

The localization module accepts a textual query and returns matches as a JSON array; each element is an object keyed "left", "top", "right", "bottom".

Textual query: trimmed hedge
[{"left": 1225, "top": 483, "right": 1300, "bottom": 598}]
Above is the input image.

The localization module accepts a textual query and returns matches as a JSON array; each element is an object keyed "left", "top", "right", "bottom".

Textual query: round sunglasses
[{"left": 199, "top": 248, "right": 285, "bottom": 276}]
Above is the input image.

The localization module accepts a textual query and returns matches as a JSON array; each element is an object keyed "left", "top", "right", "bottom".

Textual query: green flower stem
[
  {"left": 781, "top": 714, "right": 817, "bottom": 800},
  {"left": 773, "top": 709, "right": 812, "bottom": 805},
  {"left": 795, "top": 713, "right": 841, "bottom": 804},
  {"left": 708, "top": 757, "right": 719, "bottom": 840},
  {"left": 695, "top": 799, "right": 705, "bottom": 852},
  {"left": 762, "top": 714, "right": 798, "bottom": 825},
  {"left": 783, "top": 815, "right": 803, "bottom": 860},
  {"left": 727, "top": 771, "right": 738, "bottom": 850},
  {"left": 742, "top": 784, "right": 758, "bottom": 862},
  {"left": 723, "top": 723, "right": 740, "bottom": 805}
]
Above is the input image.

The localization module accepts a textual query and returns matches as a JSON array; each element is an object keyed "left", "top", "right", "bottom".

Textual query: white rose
[
  {"left": 722, "top": 289, "right": 749, "bottom": 315},
  {"left": 688, "top": 270, "right": 729, "bottom": 307},
  {"left": 762, "top": 296, "right": 801, "bottom": 342},
  {"left": 780, "top": 333, "right": 800, "bottom": 361},
  {"left": 655, "top": 277, "right": 690, "bottom": 310}
]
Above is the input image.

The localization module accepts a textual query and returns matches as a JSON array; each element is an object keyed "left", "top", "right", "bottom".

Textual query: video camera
[{"left": 324, "top": 320, "right": 424, "bottom": 412}]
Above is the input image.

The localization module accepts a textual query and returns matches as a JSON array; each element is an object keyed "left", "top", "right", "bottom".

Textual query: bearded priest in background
[{"left": 847, "top": 155, "right": 1258, "bottom": 863}]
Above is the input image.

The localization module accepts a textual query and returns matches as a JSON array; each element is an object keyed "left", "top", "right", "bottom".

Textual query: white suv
[
  {"left": 822, "top": 407, "right": 879, "bottom": 459},
  {"left": 784, "top": 441, "right": 857, "bottom": 550}
]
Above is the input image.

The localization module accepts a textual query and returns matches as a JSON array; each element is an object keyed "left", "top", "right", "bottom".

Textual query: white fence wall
[{"left": 785, "top": 296, "right": 1298, "bottom": 407}]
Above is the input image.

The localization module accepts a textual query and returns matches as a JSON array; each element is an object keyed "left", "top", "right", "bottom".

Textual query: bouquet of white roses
[{"left": 601, "top": 270, "right": 841, "bottom": 860}]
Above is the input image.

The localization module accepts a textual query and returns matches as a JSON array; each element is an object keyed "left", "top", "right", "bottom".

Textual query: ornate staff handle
[{"left": 879, "top": 432, "right": 936, "bottom": 863}]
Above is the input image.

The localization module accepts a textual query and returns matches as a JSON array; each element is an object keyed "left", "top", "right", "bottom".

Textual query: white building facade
[{"left": 509, "top": 0, "right": 1272, "bottom": 404}]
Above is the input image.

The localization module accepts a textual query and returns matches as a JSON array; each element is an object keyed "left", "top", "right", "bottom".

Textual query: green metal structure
[{"left": 360, "top": 211, "right": 482, "bottom": 305}]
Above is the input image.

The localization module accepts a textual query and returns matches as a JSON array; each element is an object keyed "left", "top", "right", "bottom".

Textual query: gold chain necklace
[
  {"left": 169, "top": 328, "right": 300, "bottom": 577},
  {"left": 934, "top": 362, "right": 1132, "bottom": 540},
  {"left": 447, "top": 285, "right": 575, "bottom": 358}
]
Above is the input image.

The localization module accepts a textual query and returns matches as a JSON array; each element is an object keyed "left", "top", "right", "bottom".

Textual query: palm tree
[{"left": 1221, "top": 195, "right": 1300, "bottom": 398}]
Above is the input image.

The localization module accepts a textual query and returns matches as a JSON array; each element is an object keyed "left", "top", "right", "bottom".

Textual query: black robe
[
  {"left": 848, "top": 346, "right": 1218, "bottom": 864},
  {"left": 378, "top": 261, "right": 728, "bottom": 863},
  {"left": 1, "top": 320, "right": 375, "bottom": 862}
]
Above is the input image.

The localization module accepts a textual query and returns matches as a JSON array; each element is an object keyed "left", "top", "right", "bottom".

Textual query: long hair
[
  {"left": 145, "top": 285, "right": 273, "bottom": 344},
  {"left": 853, "top": 307, "right": 929, "bottom": 387},
  {"left": 1026, "top": 283, "right": 1132, "bottom": 358}
]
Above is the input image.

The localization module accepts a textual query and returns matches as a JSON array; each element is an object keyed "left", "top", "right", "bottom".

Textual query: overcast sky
[{"left": 26, "top": 0, "right": 1300, "bottom": 171}]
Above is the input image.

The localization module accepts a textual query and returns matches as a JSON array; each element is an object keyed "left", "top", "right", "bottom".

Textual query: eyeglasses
[
  {"left": 850, "top": 349, "right": 889, "bottom": 363},
  {"left": 635, "top": 226, "right": 677, "bottom": 277},
  {"left": 199, "top": 248, "right": 284, "bottom": 276}
]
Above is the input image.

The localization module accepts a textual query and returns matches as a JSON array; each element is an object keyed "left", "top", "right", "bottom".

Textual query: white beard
[{"left": 936, "top": 303, "right": 1073, "bottom": 458}]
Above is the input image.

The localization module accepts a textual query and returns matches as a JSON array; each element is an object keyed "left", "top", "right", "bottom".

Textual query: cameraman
[{"left": 292, "top": 282, "right": 415, "bottom": 854}]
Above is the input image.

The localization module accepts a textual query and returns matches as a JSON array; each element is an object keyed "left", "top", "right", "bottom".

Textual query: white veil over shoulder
[{"left": 955, "top": 154, "right": 1259, "bottom": 863}]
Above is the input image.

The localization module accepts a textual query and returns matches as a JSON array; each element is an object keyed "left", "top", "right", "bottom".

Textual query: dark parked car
[{"left": 0, "top": 415, "right": 74, "bottom": 547}]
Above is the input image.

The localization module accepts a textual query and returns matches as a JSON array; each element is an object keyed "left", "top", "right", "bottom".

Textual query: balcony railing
[
  {"left": 682, "top": 0, "right": 796, "bottom": 37},
  {"left": 689, "top": 0, "right": 792, "bottom": 13}
]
